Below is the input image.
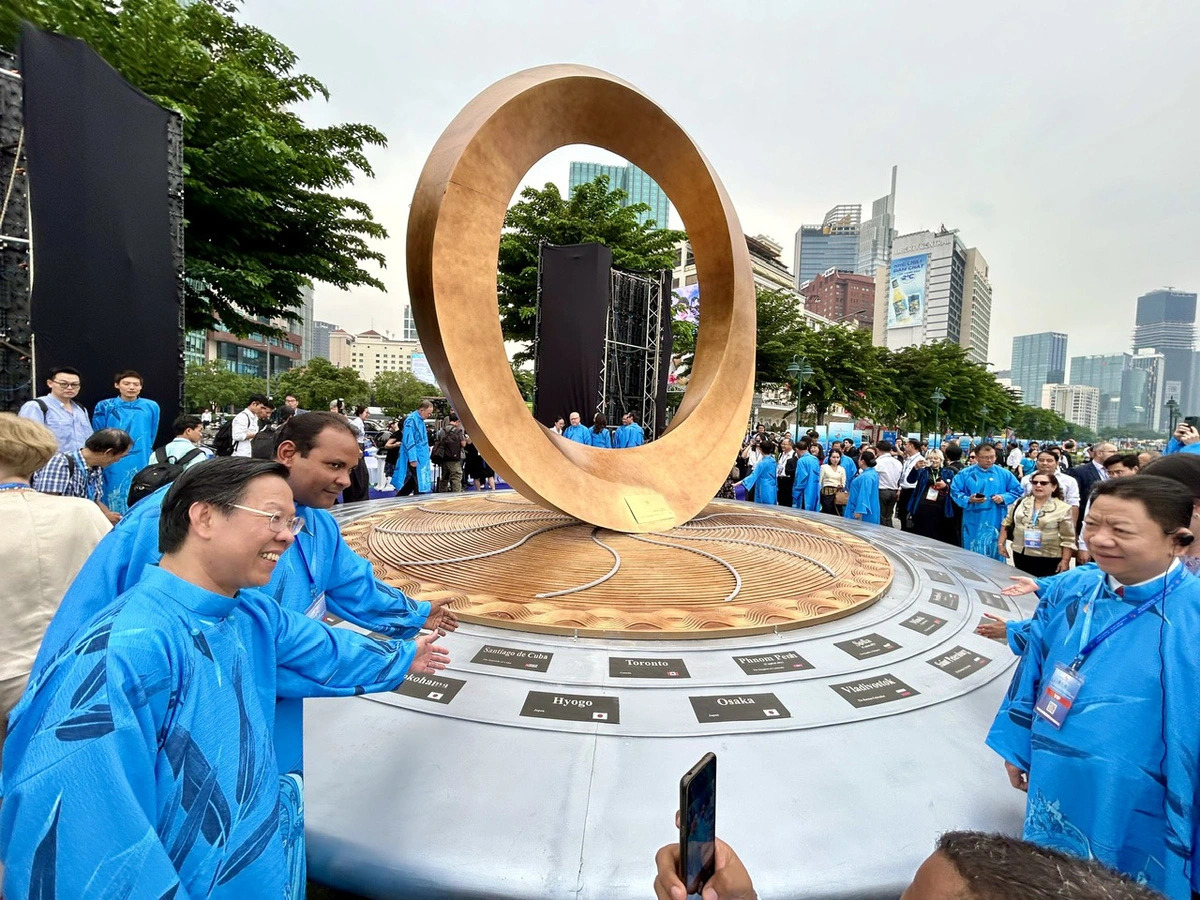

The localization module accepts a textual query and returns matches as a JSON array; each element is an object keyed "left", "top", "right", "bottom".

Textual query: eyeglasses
[
  {"left": 231, "top": 504, "right": 304, "bottom": 535},
  {"left": 1031, "top": 480, "right": 1052, "bottom": 486},
  {"left": 51, "top": 380, "right": 81, "bottom": 389}
]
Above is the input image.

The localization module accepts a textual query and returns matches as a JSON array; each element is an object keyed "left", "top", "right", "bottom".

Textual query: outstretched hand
[
  {"left": 409, "top": 632, "right": 450, "bottom": 675},
  {"left": 1000, "top": 575, "right": 1039, "bottom": 596},
  {"left": 424, "top": 596, "right": 459, "bottom": 633},
  {"left": 975, "top": 613, "right": 1007, "bottom": 640}
]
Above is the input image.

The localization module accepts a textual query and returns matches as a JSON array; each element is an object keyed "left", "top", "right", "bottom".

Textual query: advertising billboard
[
  {"left": 411, "top": 351, "right": 437, "bottom": 387},
  {"left": 887, "top": 253, "right": 929, "bottom": 329}
]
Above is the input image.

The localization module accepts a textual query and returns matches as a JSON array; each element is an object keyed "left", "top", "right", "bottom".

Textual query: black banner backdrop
[
  {"left": 21, "top": 25, "right": 181, "bottom": 445},
  {"left": 533, "top": 243, "right": 612, "bottom": 428}
]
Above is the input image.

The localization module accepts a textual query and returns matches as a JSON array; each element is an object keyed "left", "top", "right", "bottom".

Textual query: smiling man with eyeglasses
[{"left": 18, "top": 366, "right": 94, "bottom": 454}]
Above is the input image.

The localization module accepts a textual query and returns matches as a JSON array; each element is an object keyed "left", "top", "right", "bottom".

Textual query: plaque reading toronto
[
  {"left": 927, "top": 646, "right": 992, "bottom": 680},
  {"left": 929, "top": 589, "right": 961, "bottom": 611},
  {"left": 689, "top": 693, "right": 792, "bottom": 723},
  {"left": 977, "top": 591, "right": 1011, "bottom": 611},
  {"left": 831, "top": 674, "right": 920, "bottom": 709},
  {"left": 926, "top": 569, "right": 954, "bottom": 585},
  {"left": 733, "top": 651, "right": 814, "bottom": 675},
  {"left": 472, "top": 645, "right": 553, "bottom": 672},
  {"left": 393, "top": 672, "right": 467, "bottom": 705},
  {"left": 834, "top": 633, "right": 901, "bottom": 660},
  {"left": 608, "top": 657, "right": 690, "bottom": 679},
  {"left": 899, "top": 612, "right": 948, "bottom": 636},
  {"left": 520, "top": 691, "right": 620, "bottom": 724}
]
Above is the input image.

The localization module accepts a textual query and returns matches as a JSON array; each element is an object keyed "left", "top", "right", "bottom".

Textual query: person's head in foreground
[
  {"left": 271, "top": 410, "right": 361, "bottom": 510},
  {"left": 159, "top": 457, "right": 298, "bottom": 595},
  {"left": 653, "top": 830, "right": 1165, "bottom": 900},
  {"left": 1083, "top": 475, "right": 1194, "bottom": 584},
  {"left": 0, "top": 413, "right": 57, "bottom": 481},
  {"left": 1103, "top": 452, "right": 1140, "bottom": 478}
]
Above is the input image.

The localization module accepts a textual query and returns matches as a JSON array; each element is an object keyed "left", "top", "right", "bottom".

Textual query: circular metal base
[{"left": 305, "top": 495, "right": 1032, "bottom": 899}]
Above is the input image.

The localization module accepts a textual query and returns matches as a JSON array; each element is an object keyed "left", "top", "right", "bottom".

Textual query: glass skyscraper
[
  {"left": 1133, "top": 288, "right": 1197, "bottom": 417},
  {"left": 1011, "top": 332, "right": 1067, "bottom": 408},
  {"left": 1070, "top": 353, "right": 1129, "bottom": 429},
  {"left": 568, "top": 161, "right": 670, "bottom": 229},
  {"left": 793, "top": 204, "right": 862, "bottom": 287}
]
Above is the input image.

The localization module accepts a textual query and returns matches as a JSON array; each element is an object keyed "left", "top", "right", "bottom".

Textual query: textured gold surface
[
  {"left": 341, "top": 496, "right": 893, "bottom": 639},
  {"left": 406, "top": 65, "right": 755, "bottom": 532}
]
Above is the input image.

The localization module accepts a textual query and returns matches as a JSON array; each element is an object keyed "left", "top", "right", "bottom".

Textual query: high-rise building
[
  {"left": 328, "top": 329, "right": 422, "bottom": 381},
  {"left": 1132, "top": 288, "right": 1197, "bottom": 420},
  {"left": 792, "top": 204, "right": 861, "bottom": 288},
  {"left": 856, "top": 166, "right": 897, "bottom": 278},
  {"left": 1041, "top": 383, "right": 1100, "bottom": 432},
  {"left": 402, "top": 304, "right": 419, "bottom": 341},
  {"left": 1070, "top": 353, "right": 1130, "bottom": 430},
  {"left": 298, "top": 283, "right": 315, "bottom": 363},
  {"left": 876, "top": 227, "right": 989, "bottom": 363},
  {"left": 800, "top": 269, "right": 875, "bottom": 330},
  {"left": 1121, "top": 349, "right": 1166, "bottom": 431},
  {"left": 311, "top": 320, "right": 337, "bottom": 362},
  {"left": 568, "top": 161, "right": 669, "bottom": 229},
  {"left": 960, "top": 248, "right": 992, "bottom": 365},
  {"left": 1011, "top": 332, "right": 1067, "bottom": 408}
]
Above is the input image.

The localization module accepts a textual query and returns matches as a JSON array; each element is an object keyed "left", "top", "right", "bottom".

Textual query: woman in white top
[
  {"left": 0, "top": 414, "right": 110, "bottom": 754},
  {"left": 819, "top": 447, "right": 848, "bottom": 515}
]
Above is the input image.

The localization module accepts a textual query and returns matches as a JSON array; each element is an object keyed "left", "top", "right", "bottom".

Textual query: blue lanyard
[
  {"left": 1029, "top": 502, "right": 1043, "bottom": 527},
  {"left": 1071, "top": 577, "right": 1161, "bottom": 671},
  {"left": 0, "top": 481, "right": 30, "bottom": 491}
]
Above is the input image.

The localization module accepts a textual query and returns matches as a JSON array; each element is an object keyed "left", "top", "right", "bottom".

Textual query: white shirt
[
  {"left": 1006, "top": 447, "right": 1024, "bottom": 468},
  {"left": 1021, "top": 471, "right": 1081, "bottom": 508},
  {"left": 875, "top": 453, "right": 903, "bottom": 490},
  {"left": 900, "top": 452, "right": 925, "bottom": 486},
  {"left": 231, "top": 409, "right": 258, "bottom": 457}
]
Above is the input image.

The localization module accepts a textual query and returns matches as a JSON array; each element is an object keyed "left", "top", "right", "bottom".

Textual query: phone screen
[{"left": 680, "top": 753, "right": 716, "bottom": 894}]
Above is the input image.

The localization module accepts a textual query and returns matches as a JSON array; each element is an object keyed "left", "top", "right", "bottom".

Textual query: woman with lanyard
[
  {"left": 904, "top": 448, "right": 956, "bottom": 543},
  {"left": 986, "top": 475, "right": 1200, "bottom": 898},
  {"left": 997, "top": 472, "right": 1075, "bottom": 577}
]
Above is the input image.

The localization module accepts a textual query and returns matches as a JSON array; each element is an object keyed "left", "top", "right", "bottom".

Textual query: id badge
[
  {"left": 926, "top": 487, "right": 940, "bottom": 502},
  {"left": 1034, "top": 663, "right": 1084, "bottom": 728},
  {"left": 1024, "top": 529, "right": 1043, "bottom": 550},
  {"left": 305, "top": 591, "right": 327, "bottom": 620}
]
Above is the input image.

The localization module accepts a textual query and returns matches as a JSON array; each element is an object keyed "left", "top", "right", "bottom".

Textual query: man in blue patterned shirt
[{"left": 32, "top": 428, "right": 131, "bottom": 524}]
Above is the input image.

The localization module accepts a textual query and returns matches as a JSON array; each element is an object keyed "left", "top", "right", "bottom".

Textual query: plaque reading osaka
[{"left": 689, "top": 693, "right": 791, "bottom": 723}]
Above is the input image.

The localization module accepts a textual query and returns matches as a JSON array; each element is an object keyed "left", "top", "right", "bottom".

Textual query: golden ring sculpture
[{"left": 407, "top": 65, "right": 755, "bottom": 533}]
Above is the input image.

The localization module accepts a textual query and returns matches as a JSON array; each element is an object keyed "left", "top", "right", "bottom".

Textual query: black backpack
[
  {"left": 250, "top": 424, "right": 278, "bottom": 459},
  {"left": 127, "top": 446, "right": 204, "bottom": 508},
  {"left": 212, "top": 418, "right": 235, "bottom": 456}
]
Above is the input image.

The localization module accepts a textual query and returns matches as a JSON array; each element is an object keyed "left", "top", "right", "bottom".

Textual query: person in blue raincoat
[
  {"left": 792, "top": 440, "right": 821, "bottom": 511},
  {"left": 91, "top": 369, "right": 159, "bottom": 516},
  {"left": 613, "top": 412, "right": 645, "bottom": 448},
  {"left": 1, "top": 458, "right": 451, "bottom": 898},
  {"left": 588, "top": 413, "right": 613, "bottom": 448},
  {"left": 986, "top": 475, "right": 1200, "bottom": 899},
  {"left": 29, "top": 413, "right": 456, "bottom": 889},
  {"left": 844, "top": 449, "right": 881, "bottom": 524},
  {"left": 950, "top": 443, "right": 1023, "bottom": 560},
  {"left": 839, "top": 444, "right": 858, "bottom": 488},
  {"left": 735, "top": 438, "right": 778, "bottom": 504},
  {"left": 391, "top": 400, "right": 434, "bottom": 496},
  {"left": 562, "top": 411, "right": 590, "bottom": 444}
]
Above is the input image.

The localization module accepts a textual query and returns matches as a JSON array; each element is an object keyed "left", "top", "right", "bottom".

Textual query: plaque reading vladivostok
[
  {"left": 393, "top": 673, "right": 467, "bottom": 705},
  {"left": 732, "top": 651, "right": 814, "bottom": 676},
  {"left": 472, "top": 645, "right": 553, "bottom": 672},
  {"left": 608, "top": 658, "right": 690, "bottom": 679},
  {"left": 831, "top": 675, "right": 920, "bottom": 709},
  {"left": 977, "top": 591, "right": 1011, "bottom": 611},
  {"left": 927, "top": 647, "right": 992, "bottom": 680},
  {"left": 689, "top": 693, "right": 792, "bottom": 723},
  {"left": 833, "top": 633, "right": 901, "bottom": 660},
  {"left": 899, "top": 612, "right": 948, "bottom": 635},
  {"left": 520, "top": 691, "right": 620, "bottom": 724},
  {"left": 929, "top": 589, "right": 961, "bottom": 611}
]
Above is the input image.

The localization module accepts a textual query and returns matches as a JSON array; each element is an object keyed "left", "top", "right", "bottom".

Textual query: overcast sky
[{"left": 240, "top": 0, "right": 1199, "bottom": 370}]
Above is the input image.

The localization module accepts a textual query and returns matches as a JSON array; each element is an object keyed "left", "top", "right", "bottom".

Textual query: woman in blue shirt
[
  {"left": 735, "top": 438, "right": 778, "bottom": 505},
  {"left": 588, "top": 413, "right": 613, "bottom": 449}
]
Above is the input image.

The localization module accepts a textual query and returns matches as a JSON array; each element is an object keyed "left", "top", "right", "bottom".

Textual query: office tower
[
  {"left": 1041, "top": 384, "right": 1100, "bottom": 432},
  {"left": 792, "top": 204, "right": 861, "bottom": 287},
  {"left": 877, "top": 227, "right": 988, "bottom": 364},
  {"left": 856, "top": 165, "right": 897, "bottom": 278},
  {"left": 960, "top": 248, "right": 991, "bottom": 365},
  {"left": 298, "top": 283, "right": 314, "bottom": 363},
  {"left": 568, "top": 161, "right": 669, "bottom": 229},
  {"left": 1070, "top": 353, "right": 1130, "bottom": 430},
  {"left": 1011, "top": 332, "right": 1068, "bottom": 408},
  {"left": 1120, "top": 349, "right": 1166, "bottom": 430},
  {"left": 1132, "top": 288, "right": 1197, "bottom": 419},
  {"left": 403, "top": 303, "right": 419, "bottom": 341},
  {"left": 311, "top": 320, "right": 337, "bottom": 362}
]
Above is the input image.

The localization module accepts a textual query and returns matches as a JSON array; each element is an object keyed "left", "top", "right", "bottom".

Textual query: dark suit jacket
[{"left": 1067, "top": 461, "right": 1105, "bottom": 529}]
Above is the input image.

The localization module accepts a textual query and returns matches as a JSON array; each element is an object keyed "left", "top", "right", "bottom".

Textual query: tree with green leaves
[
  {"left": 497, "top": 176, "right": 684, "bottom": 356},
  {"left": 371, "top": 370, "right": 437, "bottom": 418},
  {"left": 271, "top": 357, "right": 368, "bottom": 411},
  {"left": 183, "top": 361, "right": 264, "bottom": 412},
  {"left": 6, "top": 0, "right": 387, "bottom": 336}
]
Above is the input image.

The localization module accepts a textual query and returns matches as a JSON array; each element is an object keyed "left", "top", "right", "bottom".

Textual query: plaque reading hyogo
[{"left": 520, "top": 691, "right": 620, "bottom": 724}]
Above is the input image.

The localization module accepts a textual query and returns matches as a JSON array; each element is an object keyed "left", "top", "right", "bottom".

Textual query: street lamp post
[
  {"left": 1167, "top": 396, "right": 1180, "bottom": 434},
  {"left": 980, "top": 404, "right": 990, "bottom": 443},
  {"left": 787, "top": 354, "right": 814, "bottom": 441},
  {"left": 931, "top": 388, "right": 946, "bottom": 449}
]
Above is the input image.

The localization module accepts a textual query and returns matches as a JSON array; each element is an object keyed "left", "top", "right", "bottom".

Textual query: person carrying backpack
[
  {"left": 433, "top": 412, "right": 466, "bottom": 492},
  {"left": 126, "top": 415, "right": 212, "bottom": 508},
  {"left": 213, "top": 395, "right": 274, "bottom": 457},
  {"left": 18, "top": 365, "right": 93, "bottom": 453}
]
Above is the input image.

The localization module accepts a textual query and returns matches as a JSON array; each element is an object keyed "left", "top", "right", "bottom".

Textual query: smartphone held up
[{"left": 679, "top": 752, "right": 717, "bottom": 895}]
